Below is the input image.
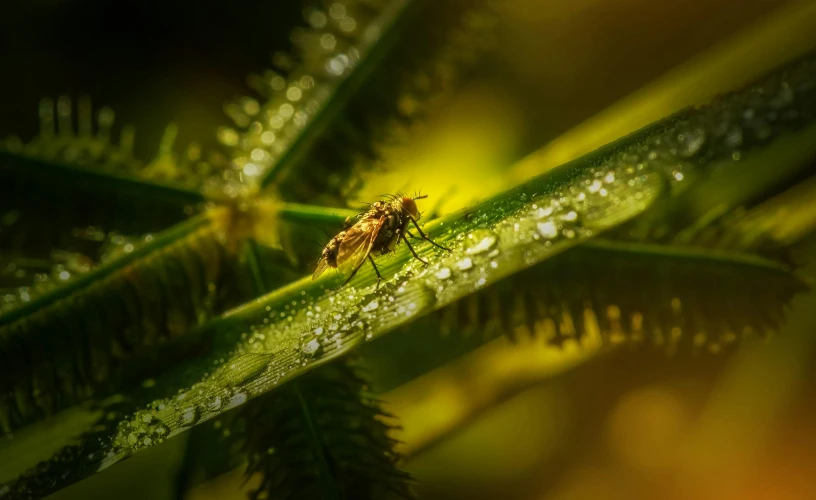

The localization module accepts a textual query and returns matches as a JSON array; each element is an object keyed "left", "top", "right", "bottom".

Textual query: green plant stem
[
  {"left": 292, "top": 383, "right": 344, "bottom": 500},
  {"left": 583, "top": 239, "right": 799, "bottom": 276},
  {"left": 278, "top": 203, "right": 359, "bottom": 226},
  {"left": 0, "top": 213, "right": 211, "bottom": 328},
  {"left": 243, "top": 239, "right": 268, "bottom": 294},
  {"left": 260, "top": 0, "right": 421, "bottom": 188},
  {"left": 0, "top": 150, "right": 207, "bottom": 205}
]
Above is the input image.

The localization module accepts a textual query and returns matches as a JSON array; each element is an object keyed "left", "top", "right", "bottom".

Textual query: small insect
[{"left": 313, "top": 194, "right": 449, "bottom": 288}]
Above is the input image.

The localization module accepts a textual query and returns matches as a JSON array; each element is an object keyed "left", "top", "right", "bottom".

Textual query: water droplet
[
  {"left": 435, "top": 267, "right": 452, "bottom": 279},
  {"left": 302, "top": 338, "right": 321, "bottom": 357},
  {"left": 326, "top": 55, "right": 348, "bottom": 75},
  {"left": 362, "top": 300, "right": 379, "bottom": 312},
  {"left": 464, "top": 229, "right": 498, "bottom": 255},
  {"left": 769, "top": 83, "right": 794, "bottom": 109},
  {"left": 560, "top": 211, "right": 578, "bottom": 222},
  {"left": 531, "top": 205, "right": 553, "bottom": 218},
  {"left": 537, "top": 221, "right": 558, "bottom": 239},
  {"left": 678, "top": 128, "right": 706, "bottom": 157},
  {"left": 752, "top": 120, "right": 771, "bottom": 140},
  {"left": 243, "top": 163, "right": 260, "bottom": 177},
  {"left": 340, "top": 17, "right": 356, "bottom": 32},
  {"left": 179, "top": 407, "right": 200, "bottom": 427},
  {"left": 207, "top": 395, "right": 224, "bottom": 412},
  {"left": 217, "top": 127, "right": 239, "bottom": 147},
  {"left": 260, "top": 131, "right": 276, "bottom": 144},
  {"left": 725, "top": 128, "right": 743, "bottom": 148},
  {"left": 286, "top": 87, "right": 302, "bottom": 102},
  {"left": 215, "top": 352, "right": 273, "bottom": 387},
  {"left": 329, "top": 2, "right": 346, "bottom": 18},
  {"left": 309, "top": 11, "right": 327, "bottom": 28},
  {"left": 456, "top": 258, "right": 473, "bottom": 270},
  {"left": 588, "top": 180, "right": 602, "bottom": 193}
]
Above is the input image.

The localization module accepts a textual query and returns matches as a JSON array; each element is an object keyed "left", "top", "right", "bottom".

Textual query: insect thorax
[{"left": 372, "top": 210, "right": 406, "bottom": 255}]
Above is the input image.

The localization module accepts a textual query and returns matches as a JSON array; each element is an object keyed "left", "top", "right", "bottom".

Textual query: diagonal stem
[
  {"left": 241, "top": 238, "right": 344, "bottom": 500},
  {"left": 0, "top": 150, "right": 208, "bottom": 206},
  {"left": 0, "top": 212, "right": 211, "bottom": 327}
]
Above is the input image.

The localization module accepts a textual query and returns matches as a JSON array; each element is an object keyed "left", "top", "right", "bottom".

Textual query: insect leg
[
  {"left": 368, "top": 255, "right": 383, "bottom": 289},
  {"left": 402, "top": 234, "right": 428, "bottom": 265},
  {"left": 343, "top": 258, "right": 368, "bottom": 286},
  {"left": 409, "top": 218, "right": 450, "bottom": 251},
  {"left": 405, "top": 230, "right": 419, "bottom": 239},
  {"left": 328, "top": 256, "right": 369, "bottom": 291}
]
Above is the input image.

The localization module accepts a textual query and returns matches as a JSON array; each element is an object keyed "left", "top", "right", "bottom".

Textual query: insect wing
[
  {"left": 337, "top": 217, "right": 383, "bottom": 274},
  {"left": 312, "top": 256, "right": 331, "bottom": 280}
]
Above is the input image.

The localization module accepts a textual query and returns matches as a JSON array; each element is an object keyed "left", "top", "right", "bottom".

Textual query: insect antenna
[{"left": 308, "top": 237, "right": 328, "bottom": 259}]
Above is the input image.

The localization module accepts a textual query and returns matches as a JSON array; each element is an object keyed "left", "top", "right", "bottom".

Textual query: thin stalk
[
  {"left": 278, "top": 203, "right": 359, "bottom": 226},
  {"left": 582, "top": 239, "right": 799, "bottom": 277},
  {"left": 0, "top": 213, "right": 211, "bottom": 327},
  {"left": 260, "top": 0, "right": 422, "bottom": 188},
  {"left": 292, "top": 384, "right": 344, "bottom": 500},
  {"left": 0, "top": 151, "right": 207, "bottom": 206}
]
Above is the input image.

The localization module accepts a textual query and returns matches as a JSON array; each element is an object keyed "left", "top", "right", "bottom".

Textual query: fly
[{"left": 312, "top": 194, "right": 449, "bottom": 288}]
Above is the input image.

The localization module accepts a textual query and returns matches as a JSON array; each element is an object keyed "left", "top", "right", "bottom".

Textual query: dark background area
[
  {"left": 0, "top": 0, "right": 301, "bottom": 158},
  {"left": 0, "top": 0, "right": 790, "bottom": 166}
]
